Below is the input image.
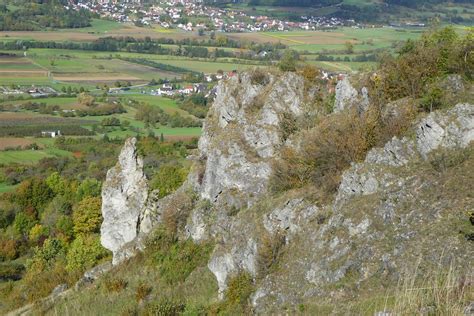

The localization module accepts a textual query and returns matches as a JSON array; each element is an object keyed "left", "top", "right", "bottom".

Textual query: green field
[
  {"left": 1, "top": 26, "right": 421, "bottom": 76},
  {"left": 262, "top": 27, "right": 424, "bottom": 53},
  {"left": 0, "top": 147, "right": 71, "bottom": 164}
]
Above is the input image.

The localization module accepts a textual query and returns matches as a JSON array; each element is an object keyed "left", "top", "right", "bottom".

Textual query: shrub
[
  {"left": 23, "top": 261, "right": 71, "bottom": 302},
  {"left": 376, "top": 27, "right": 473, "bottom": 103},
  {"left": 144, "top": 297, "right": 186, "bottom": 316},
  {"left": 146, "top": 227, "right": 213, "bottom": 285},
  {"left": 257, "top": 230, "right": 286, "bottom": 278},
  {"left": 161, "top": 190, "right": 195, "bottom": 236},
  {"left": 271, "top": 105, "right": 416, "bottom": 198},
  {"left": 223, "top": 272, "right": 254, "bottom": 309},
  {"left": 300, "top": 64, "right": 320, "bottom": 84},
  {"left": 135, "top": 281, "right": 152, "bottom": 303},
  {"left": 279, "top": 50, "right": 298, "bottom": 72},
  {"left": 0, "top": 262, "right": 24, "bottom": 281},
  {"left": 250, "top": 68, "right": 269, "bottom": 85},
  {"left": 279, "top": 112, "right": 298, "bottom": 142},
  {"left": 66, "top": 234, "right": 108, "bottom": 272},
  {"left": 104, "top": 277, "right": 128, "bottom": 293},
  {"left": 429, "top": 146, "right": 472, "bottom": 173},
  {"left": 420, "top": 85, "right": 445, "bottom": 112},
  {"left": 149, "top": 164, "right": 189, "bottom": 199}
]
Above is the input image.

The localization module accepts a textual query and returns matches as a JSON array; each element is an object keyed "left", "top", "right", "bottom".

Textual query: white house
[{"left": 41, "top": 130, "right": 61, "bottom": 138}]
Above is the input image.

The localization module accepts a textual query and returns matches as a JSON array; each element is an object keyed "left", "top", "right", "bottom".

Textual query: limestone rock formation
[
  {"left": 100, "top": 137, "right": 148, "bottom": 264},
  {"left": 197, "top": 72, "right": 307, "bottom": 207},
  {"left": 337, "top": 103, "right": 474, "bottom": 205},
  {"left": 251, "top": 104, "right": 474, "bottom": 311},
  {"left": 334, "top": 77, "right": 358, "bottom": 113},
  {"left": 416, "top": 103, "right": 474, "bottom": 158},
  {"left": 334, "top": 76, "right": 370, "bottom": 113},
  {"left": 98, "top": 69, "right": 473, "bottom": 313}
]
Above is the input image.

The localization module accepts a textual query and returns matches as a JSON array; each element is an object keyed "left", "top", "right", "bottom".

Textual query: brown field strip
[
  {"left": 0, "top": 70, "right": 48, "bottom": 77},
  {"left": 0, "top": 59, "right": 31, "bottom": 64},
  {"left": 0, "top": 137, "right": 42, "bottom": 150}
]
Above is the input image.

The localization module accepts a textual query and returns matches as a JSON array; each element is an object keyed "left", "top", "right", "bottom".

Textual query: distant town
[{"left": 72, "top": 0, "right": 358, "bottom": 32}]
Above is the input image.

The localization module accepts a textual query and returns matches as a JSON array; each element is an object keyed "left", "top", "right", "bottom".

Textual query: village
[{"left": 72, "top": 0, "right": 355, "bottom": 33}]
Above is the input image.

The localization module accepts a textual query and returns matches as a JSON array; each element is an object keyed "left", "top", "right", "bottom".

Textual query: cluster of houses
[
  {"left": 72, "top": 0, "right": 357, "bottom": 33},
  {"left": 0, "top": 86, "right": 58, "bottom": 98},
  {"left": 150, "top": 82, "right": 208, "bottom": 97}
]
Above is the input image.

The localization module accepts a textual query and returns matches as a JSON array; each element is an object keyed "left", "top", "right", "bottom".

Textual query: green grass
[
  {"left": 271, "top": 27, "right": 424, "bottom": 54},
  {"left": 0, "top": 147, "right": 71, "bottom": 164},
  {"left": 0, "top": 97, "right": 78, "bottom": 108},
  {"left": 78, "top": 100, "right": 201, "bottom": 139},
  {"left": 122, "top": 95, "right": 190, "bottom": 116},
  {"left": 0, "top": 182, "right": 17, "bottom": 193}
]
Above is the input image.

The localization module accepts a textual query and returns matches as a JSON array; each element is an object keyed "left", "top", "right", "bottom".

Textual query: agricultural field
[
  {"left": 0, "top": 135, "right": 72, "bottom": 165},
  {"left": 231, "top": 27, "right": 424, "bottom": 53},
  {"left": 0, "top": 20, "right": 192, "bottom": 42},
  {"left": 0, "top": 137, "right": 39, "bottom": 150}
]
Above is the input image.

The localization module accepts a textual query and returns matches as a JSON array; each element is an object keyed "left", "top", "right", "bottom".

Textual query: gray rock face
[
  {"left": 416, "top": 103, "right": 474, "bottom": 158},
  {"left": 334, "top": 77, "right": 359, "bottom": 113},
  {"left": 263, "top": 199, "right": 318, "bottom": 241},
  {"left": 209, "top": 235, "right": 258, "bottom": 298},
  {"left": 74, "top": 262, "right": 113, "bottom": 290},
  {"left": 51, "top": 284, "right": 68, "bottom": 297},
  {"left": 334, "top": 76, "right": 371, "bottom": 113},
  {"left": 337, "top": 103, "right": 474, "bottom": 204},
  {"left": 100, "top": 138, "right": 148, "bottom": 264},
  {"left": 197, "top": 72, "right": 306, "bottom": 207}
]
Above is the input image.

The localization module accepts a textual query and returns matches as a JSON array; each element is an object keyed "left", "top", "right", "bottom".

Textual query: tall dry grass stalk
[{"left": 385, "top": 259, "right": 472, "bottom": 315}]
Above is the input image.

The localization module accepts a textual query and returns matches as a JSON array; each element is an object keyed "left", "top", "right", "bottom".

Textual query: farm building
[{"left": 41, "top": 130, "right": 61, "bottom": 138}]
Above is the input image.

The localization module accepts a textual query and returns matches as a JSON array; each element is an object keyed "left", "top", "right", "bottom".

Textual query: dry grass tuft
[{"left": 383, "top": 262, "right": 473, "bottom": 315}]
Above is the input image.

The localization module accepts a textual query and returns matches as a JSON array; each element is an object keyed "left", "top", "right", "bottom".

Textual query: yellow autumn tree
[{"left": 72, "top": 197, "right": 102, "bottom": 236}]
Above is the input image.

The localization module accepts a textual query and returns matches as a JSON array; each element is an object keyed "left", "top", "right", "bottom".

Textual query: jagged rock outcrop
[
  {"left": 337, "top": 103, "right": 474, "bottom": 205},
  {"left": 416, "top": 103, "right": 474, "bottom": 158},
  {"left": 98, "top": 68, "right": 473, "bottom": 313},
  {"left": 100, "top": 137, "right": 148, "bottom": 264},
  {"left": 251, "top": 104, "right": 474, "bottom": 311},
  {"left": 189, "top": 103, "right": 474, "bottom": 307},
  {"left": 334, "top": 76, "right": 370, "bottom": 113},
  {"left": 197, "top": 72, "right": 307, "bottom": 207}
]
